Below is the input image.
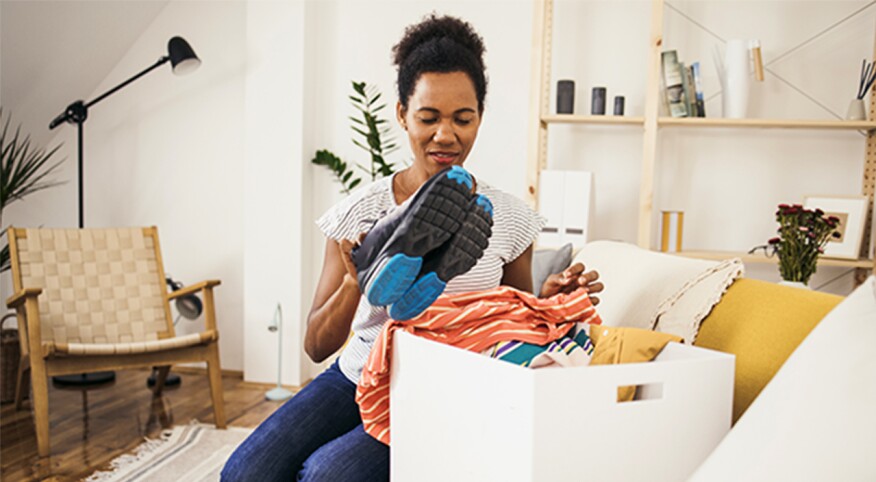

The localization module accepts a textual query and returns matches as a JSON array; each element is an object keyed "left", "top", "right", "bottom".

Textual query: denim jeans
[{"left": 221, "top": 360, "right": 389, "bottom": 482}]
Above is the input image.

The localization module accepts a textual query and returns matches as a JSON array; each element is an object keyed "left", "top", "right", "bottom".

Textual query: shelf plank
[
  {"left": 677, "top": 250, "right": 874, "bottom": 269},
  {"left": 658, "top": 117, "right": 876, "bottom": 131},
  {"left": 542, "top": 115, "right": 876, "bottom": 130},
  {"left": 542, "top": 114, "right": 645, "bottom": 125}
]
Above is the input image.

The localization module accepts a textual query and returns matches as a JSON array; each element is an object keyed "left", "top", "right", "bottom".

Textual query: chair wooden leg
[
  {"left": 14, "top": 357, "right": 30, "bottom": 410},
  {"left": 206, "top": 343, "right": 226, "bottom": 428},
  {"left": 29, "top": 358, "right": 51, "bottom": 457},
  {"left": 152, "top": 366, "right": 171, "bottom": 396}
]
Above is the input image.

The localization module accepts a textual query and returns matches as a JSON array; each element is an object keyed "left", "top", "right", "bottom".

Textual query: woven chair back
[{"left": 9, "top": 228, "right": 173, "bottom": 345}]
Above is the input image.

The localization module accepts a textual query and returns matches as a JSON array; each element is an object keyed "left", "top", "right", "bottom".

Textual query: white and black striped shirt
[{"left": 316, "top": 172, "right": 545, "bottom": 384}]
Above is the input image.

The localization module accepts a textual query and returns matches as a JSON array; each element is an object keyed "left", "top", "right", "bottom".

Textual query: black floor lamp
[{"left": 48, "top": 36, "right": 200, "bottom": 386}]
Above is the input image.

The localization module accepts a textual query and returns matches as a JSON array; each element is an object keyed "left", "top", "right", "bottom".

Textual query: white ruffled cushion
[{"left": 572, "top": 241, "right": 742, "bottom": 338}]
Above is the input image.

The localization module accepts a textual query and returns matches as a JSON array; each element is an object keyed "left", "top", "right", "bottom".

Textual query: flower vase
[
  {"left": 779, "top": 280, "right": 810, "bottom": 290},
  {"left": 846, "top": 99, "right": 866, "bottom": 121}
]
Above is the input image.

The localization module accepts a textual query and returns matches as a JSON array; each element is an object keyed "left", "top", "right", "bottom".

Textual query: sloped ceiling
[{"left": 1, "top": 0, "right": 169, "bottom": 148}]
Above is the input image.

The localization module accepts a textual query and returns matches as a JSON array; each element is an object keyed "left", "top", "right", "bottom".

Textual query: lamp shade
[{"left": 167, "top": 36, "right": 200, "bottom": 75}]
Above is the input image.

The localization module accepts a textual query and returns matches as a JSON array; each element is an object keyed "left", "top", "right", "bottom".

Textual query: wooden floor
[{"left": 0, "top": 369, "right": 288, "bottom": 482}]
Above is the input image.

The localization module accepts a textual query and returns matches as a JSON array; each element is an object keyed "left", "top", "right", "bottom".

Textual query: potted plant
[
  {"left": 0, "top": 109, "right": 63, "bottom": 402},
  {"left": 1, "top": 109, "right": 64, "bottom": 272},
  {"left": 768, "top": 203, "right": 841, "bottom": 287},
  {"left": 312, "top": 81, "right": 400, "bottom": 193}
]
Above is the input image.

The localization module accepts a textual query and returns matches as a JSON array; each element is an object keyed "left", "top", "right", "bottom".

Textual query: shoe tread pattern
[
  {"left": 401, "top": 180, "right": 470, "bottom": 256},
  {"left": 428, "top": 196, "right": 493, "bottom": 282}
]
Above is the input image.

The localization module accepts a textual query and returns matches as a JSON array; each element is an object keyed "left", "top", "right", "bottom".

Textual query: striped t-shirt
[{"left": 316, "top": 171, "right": 546, "bottom": 384}]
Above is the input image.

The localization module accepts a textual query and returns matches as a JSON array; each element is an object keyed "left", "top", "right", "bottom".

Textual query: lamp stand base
[
  {"left": 52, "top": 372, "right": 116, "bottom": 386},
  {"left": 265, "top": 386, "right": 293, "bottom": 401},
  {"left": 146, "top": 371, "right": 182, "bottom": 388}
]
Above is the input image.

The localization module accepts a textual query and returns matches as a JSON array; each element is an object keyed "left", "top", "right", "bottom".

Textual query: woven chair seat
[{"left": 48, "top": 330, "right": 217, "bottom": 356}]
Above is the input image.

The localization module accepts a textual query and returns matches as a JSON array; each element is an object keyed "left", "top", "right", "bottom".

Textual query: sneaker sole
[
  {"left": 364, "top": 166, "right": 474, "bottom": 306},
  {"left": 388, "top": 194, "right": 494, "bottom": 320}
]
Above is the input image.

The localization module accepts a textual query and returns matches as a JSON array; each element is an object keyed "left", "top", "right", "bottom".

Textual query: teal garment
[{"left": 486, "top": 324, "right": 594, "bottom": 367}]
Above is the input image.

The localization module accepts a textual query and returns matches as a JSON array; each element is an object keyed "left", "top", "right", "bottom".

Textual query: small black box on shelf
[
  {"left": 557, "top": 80, "right": 575, "bottom": 114},
  {"left": 591, "top": 87, "right": 606, "bottom": 115}
]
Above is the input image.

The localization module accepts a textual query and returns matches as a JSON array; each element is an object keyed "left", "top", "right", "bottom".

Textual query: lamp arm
[
  {"left": 85, "top": 56, "right": 170, "bottom": 109},
  {"left": 49, "top": 56, "right": 171, "bottom": 130}
]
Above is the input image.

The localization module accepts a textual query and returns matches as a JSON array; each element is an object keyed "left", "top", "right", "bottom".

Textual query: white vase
[
  {"left": 846, "top": 99, "right": 866, "bottom": 121},
  {"left": 721, "top": 39, "right": 753, "bottom": 119},
  {"left": 779, "top": 280, "right": 810, "bottom": 290}
]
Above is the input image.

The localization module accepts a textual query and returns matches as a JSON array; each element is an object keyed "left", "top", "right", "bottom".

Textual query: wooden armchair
[{"left": 5, "top": 227, "right": 226, "bottom": 457}]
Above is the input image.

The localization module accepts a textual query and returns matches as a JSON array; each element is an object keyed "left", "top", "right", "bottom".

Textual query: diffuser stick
[{"left": 858, "top": 60, "right": 876, "bottom": 99}]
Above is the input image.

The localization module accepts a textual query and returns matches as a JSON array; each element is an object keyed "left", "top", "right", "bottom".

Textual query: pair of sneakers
[{"left": 352, "top": 166, "right": 494, "bottom": 320}]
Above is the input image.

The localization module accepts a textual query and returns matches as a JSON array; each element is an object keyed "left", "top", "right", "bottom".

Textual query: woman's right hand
[
  {"left": 338, "top": 233, "right": 367, "bottom": 282},
  {"left": 305, "top": 233, "right": 368, "bottom": 362}
]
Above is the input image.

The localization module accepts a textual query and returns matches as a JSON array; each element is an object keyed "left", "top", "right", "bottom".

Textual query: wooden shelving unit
[
  {"left": 527, "top": 0, "right": 876, "bottom": 279},
  {"left": 543, "top": 115, "right": 876, "bottom": 131}
]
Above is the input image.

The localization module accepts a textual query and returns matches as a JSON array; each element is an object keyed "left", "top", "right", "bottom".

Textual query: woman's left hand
[{"left": 539, "top": 263, "right": 604, "bottom": 305}]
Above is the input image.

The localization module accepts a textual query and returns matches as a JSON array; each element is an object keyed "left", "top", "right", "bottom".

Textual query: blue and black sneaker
[
  {"left": 388, "top": 193, "right": 493, "bottom": 321},
  {"left": 351, "top": 166, "right": 493, "bottom": 318}
]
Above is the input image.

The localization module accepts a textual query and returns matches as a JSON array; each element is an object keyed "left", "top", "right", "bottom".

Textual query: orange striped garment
[{"left": 355, "top": 286, "right": 602, "bottom": 445}]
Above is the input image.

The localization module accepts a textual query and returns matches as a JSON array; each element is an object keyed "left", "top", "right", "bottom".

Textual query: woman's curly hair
[{"left": 392, "top": 14, "right": 488, "bottom": 112}]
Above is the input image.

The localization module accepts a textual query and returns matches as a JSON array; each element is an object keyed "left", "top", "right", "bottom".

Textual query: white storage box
[{"left": 390, "top": 331, "right": 734, "bottom": 482}]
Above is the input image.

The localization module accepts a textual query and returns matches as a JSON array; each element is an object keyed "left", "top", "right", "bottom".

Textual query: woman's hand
[
  {"left": 539, "top": 263, "right": 604, "bottom": 305},
  {"left": 305, "top": 233, "right": 368, "bottom": 363},
  {"left": 338, "top": 233, "right": 367, "bottom": 282}
]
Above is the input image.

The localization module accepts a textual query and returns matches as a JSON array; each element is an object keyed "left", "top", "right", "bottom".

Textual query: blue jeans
[{"left": 221, "top": 361, "right": 389, "bottom": 481}]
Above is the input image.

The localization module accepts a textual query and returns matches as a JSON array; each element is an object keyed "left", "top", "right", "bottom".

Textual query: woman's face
[{"left": 397, "top": 71, "right": 482, "bottom": 177}]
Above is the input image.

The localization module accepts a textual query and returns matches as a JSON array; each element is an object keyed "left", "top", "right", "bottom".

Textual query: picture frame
[{"left": 803, "top": 195, "right": 869, "bottom": 260}]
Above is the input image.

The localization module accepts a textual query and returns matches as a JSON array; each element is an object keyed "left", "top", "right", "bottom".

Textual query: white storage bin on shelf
[{"left": 389, "top": 330, "right": 734, "bottom": 482}]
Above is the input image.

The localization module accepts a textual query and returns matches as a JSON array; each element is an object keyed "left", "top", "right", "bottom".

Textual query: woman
[{"left": 222, "top": 14, "right": 603, "bottom": 482}]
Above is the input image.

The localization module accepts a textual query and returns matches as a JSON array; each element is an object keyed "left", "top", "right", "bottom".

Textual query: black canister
[
  {"left": 613, "top": 95, "right": 625, "bottom": 115},
  {"left": 557, "top": 80, "right": 575, "bottom": 114},
  {"left": 591, "top": 87, "right": 606, "bottom": 115}
]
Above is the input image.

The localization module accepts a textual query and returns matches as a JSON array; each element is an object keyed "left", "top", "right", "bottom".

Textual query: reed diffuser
[{"left": 848, "top": 59, "right": 876, "bottom": 120}]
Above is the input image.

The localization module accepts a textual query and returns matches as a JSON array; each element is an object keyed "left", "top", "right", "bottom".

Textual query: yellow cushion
[{"left": 694, "top": 278, "right": 842, "bottom": 423}]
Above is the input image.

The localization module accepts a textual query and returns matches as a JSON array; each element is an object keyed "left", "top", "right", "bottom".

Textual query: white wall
[
  {"left": 0, "top": 1, "right": 168, "bottom": 149},
  {"left": 242, "top": 0, "right": 315, "bottom": 386}
]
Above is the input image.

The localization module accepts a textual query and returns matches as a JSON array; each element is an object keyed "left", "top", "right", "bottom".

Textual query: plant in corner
[
  {"left": 767, "top": 203, "right": 841, "bottom": 286},
  {"left": 311, "top": 81, "right": 400, "bottom": 193},
  {"left": 0, "top": 109, "right": 64, "bottom": 272}
]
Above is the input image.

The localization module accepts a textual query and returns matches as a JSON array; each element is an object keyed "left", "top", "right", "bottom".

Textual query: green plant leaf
[
  {"left": 314, "top": 81, "right": 399, "bottom": 187},
  {"left": 352, "top": 139, "right": 370, "bottom": 152},
  {"left": 0, "top": 109, "right": 65, "bottom": 270}
]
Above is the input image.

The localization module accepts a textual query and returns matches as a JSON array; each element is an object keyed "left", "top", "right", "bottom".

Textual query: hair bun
[{"left": 392, "top": 14, "right": 485, "bottom": 69}]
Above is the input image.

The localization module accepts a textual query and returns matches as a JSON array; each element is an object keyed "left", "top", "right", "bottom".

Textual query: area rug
[{"left": 85, "top": 422, "right": 253, "bottom": 482}]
